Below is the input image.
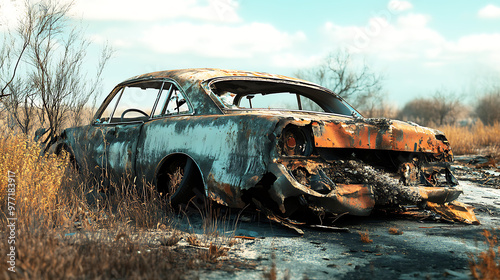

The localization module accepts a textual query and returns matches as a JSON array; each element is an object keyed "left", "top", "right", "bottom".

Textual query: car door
[
  {"left": 93, "top": 80, "right": 170, "bottom": 184},
  {"left": 134, "top": 82, "right": 194, "bottom": 183}
]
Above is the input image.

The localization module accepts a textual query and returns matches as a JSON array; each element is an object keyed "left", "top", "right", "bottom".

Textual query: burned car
[{"left": 50, "top": 68, "right": 476, "bottom": 227}]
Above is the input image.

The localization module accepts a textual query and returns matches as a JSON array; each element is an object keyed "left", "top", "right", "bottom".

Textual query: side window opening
[
  {"left": 152, "top": 84, "right": 172, "bottom": 118},
  {"left": 96, "top": 81, "right": 164, "bottom": 123},
  {"left": 100, "top": 87, "right": 124, "bottom": 123},
  {"left": 96, "top": 81, "right": 192, "bottom": 124},
  {"left": 163, "top": 88, "right": 190, "bottom": 115}
]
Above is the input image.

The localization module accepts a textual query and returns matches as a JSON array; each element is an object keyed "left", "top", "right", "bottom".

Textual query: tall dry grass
[
  {"left": 0, "top": 132, "right": 173, "bottom": 231},
  {"left": 469, "top": 229, "right": 500, "bottom": 279},
  {"left": 437, "top": 122, "right": 500, "bottom": 156},
  {"left": 0, "top": 133, "right": 238, "bottom": 279},
  {"left": 0, "top": 133, "right": 71, "bottom": 230}
]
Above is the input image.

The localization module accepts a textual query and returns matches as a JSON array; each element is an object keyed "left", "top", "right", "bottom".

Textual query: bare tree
[
  {"left": 363, "top": 101, "right": 399, "bottom": 119},
  {"left": 398, "top": 98, "right": 438, "bottom": 126},
  {"left": 1, "top": 78, "right": 37, "bottom": 133},
  {"left": 399, "top": 91, "right": 463, "bottom": 126},
  {"left": 0, "top": 0, "right": 112, "bottom": 142},
  {"left": 0, "top": 28, "right": 30, "bottom": 99},
  {"left": 475, "top": 89, "right": 500, "bottom": 125},
  {"left": 432, "top": 90, "right": 462, "bottom": 125},
  {"left": 295, "top": 50, "right": 384, "bottom": 113}
]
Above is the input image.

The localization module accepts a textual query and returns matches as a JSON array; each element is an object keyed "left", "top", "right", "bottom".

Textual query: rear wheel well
[{"left": 156, "top": 154, "right": 204, "bottom": 207}]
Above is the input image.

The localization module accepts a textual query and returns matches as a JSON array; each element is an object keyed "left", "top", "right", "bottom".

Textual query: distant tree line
[
  {"left": 397, "top": 89, "right": 500, "bottom": 127},
  {"left": 296, "top": 50, "right": 500, "bottom": 127}
]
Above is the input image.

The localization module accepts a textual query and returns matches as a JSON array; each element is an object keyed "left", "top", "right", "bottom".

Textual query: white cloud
[
  {"left": 323, "top": 13, "right": 443, "bottom": 61},
  {"left": 322, "top": 11, "right": 500, "bottom": 76},
  {"left": 397, "top": 13, "right": 430, "bottom": 27},
  {"left": 0, "top": 0, "right": 26, "bottom": 31},
  {"left": 0, "top": 0, "right": 240, "bottom": 28},
  {"left": 140, "top": 22, "right": 306, "bottom": 59},
  {"left": 70, "top": 0, "right": 240, "bottom": 22},
  {"left": 387, "top": 0, "right": 413, "bottom": 12},
  {"left": 478, "top": 4, "right": 500, "bottom": 19},
  {"left": 271, "top": 53, "right": 323, "bottom": 69},
  {"left": 449, "top": 33, "right": 500, "bottom": 53}
]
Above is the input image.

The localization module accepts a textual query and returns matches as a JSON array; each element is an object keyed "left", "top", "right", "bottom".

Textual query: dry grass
[
  {"left": 388, "top": 227, "right": 404, "bottom": 235},
  {"left": 359, "top": 230, "right": 373, "bottom": 243},
  {"left": 100, "top": 177, "right": 171, "bottom": 229},
  {"left": 187, "top": 234, "right": 202, "bottom": 246},
  {"left": 0, "top": 230, "right": 193, "bottom": 279},
  {"left": 469, "top": 229, "right": 500, "bottom": 279},
  {"left": 0, "top": 133, "right": 71, "bottom": 230},
  {"left": 167, "top": 167, "right": 183, "bottom": 197},
  {"left": 437, "top": 122, "right": 500, "bottom": 156},
  {"left": 0, "top": 132, "right": 241, "bottom": 279},
  {"left": 203, "top": 242, "right": 229, "bottom": 262},
  {"left": 263, "top": 252, "right": 278, "bottom": 280},
  {"left": 160, "top": 233, "right": 182, "bottom": 246}
]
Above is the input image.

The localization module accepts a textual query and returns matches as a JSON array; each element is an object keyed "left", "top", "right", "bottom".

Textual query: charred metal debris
[{"left": 246, "top": 117, "right": 478, "bottom": 231}]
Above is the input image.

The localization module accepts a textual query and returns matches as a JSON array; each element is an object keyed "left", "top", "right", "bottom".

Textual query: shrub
[{"left": 469, "top": 229, "right": 500, "bottom": 279}]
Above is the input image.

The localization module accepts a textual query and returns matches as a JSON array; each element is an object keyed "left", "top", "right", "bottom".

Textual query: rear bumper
[{"left": 266, "top": 160, "right": 462, "bottom": 217}]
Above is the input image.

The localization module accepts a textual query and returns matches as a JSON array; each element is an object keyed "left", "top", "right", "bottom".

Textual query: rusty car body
[{"left": 51, "top": 68, "right": 468, "bottom": 225}]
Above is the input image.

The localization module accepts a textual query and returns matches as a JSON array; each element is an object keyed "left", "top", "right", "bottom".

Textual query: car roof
[{"left": 119, "top": 68, "right": 312, "bottom": 85}]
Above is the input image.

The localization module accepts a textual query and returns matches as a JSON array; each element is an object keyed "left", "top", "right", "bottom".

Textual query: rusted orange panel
[
  {"left": 313, "top": 122, "right": 392, "bottom": 149},
  {"left": 427, "top": 201, "right": 480, "bottom": 225},
  {"left": 391, "top": 122, "right": 440, "bottom": 153},
  {"left": 312, "top": 120, "right": 448, "bottom": 154},
  {"left": 206, "top": 174, "right": 246, "bottom": 208},
  {"left": 335, "top": 184, "right": 375, "bottom": 213},
  {"left": 410, "top": 186, "right": 462, "bottom": 204}
]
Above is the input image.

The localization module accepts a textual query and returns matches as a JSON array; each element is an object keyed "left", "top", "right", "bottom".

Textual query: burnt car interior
[
  {"left": 210, "top": 79, "right": 358, "bottom": 117},
  {"left": 96, "top": 81, "right": 191, "bottom": 124}
]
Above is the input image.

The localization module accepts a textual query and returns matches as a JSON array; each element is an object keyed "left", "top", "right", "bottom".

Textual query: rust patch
[
  {"left": 206, "top": 174, "right": 245, "bottom": 208},
  {"left": 426, "top": 201, "right": 480, "bottom": 225},
  {"left": 223, "top": 183, "right": 233, "bottom": 197},
  {"left": 207, "top": 191, "right": 229, "bottom": 206},
  {"left": 335, "top": 184, "right": 376, "bottom": 212},
  {"left": 312, "top": 120, "right": 452, "bottom": 158}
]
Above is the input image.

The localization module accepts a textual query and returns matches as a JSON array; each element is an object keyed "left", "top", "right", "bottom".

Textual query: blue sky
[{"left": 2, "top": 0, "right": 500, "bottom": 107}]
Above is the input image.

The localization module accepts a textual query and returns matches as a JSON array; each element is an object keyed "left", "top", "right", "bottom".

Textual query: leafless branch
[
  {"left": 0, "top": 0, "right": 112, "bottom": 140},
  {"left": 295, "top": 49, "right": 384, "bottom": 112}
]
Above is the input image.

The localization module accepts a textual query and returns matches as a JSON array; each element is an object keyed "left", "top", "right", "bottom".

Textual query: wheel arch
[
  {"left": 154, "top": 152, "right": 206, "bottom": 196},
  {"left": 49, "top": 141, "right": 79, "bottom": 170}
]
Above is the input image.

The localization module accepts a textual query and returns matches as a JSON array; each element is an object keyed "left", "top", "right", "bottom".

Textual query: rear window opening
[{"left": 209, "top": 79, "right": 358, "bottom": 117}]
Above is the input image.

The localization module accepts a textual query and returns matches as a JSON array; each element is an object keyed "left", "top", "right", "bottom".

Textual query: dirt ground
[{"left": 179, "top": 159, "right": 500, "bottom": 280}]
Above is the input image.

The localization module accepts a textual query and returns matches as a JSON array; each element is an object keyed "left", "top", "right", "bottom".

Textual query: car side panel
[
  {"left": 104, "top": 123, "right": 143, "bottom": 182},
  {"left": 135, "top": 114, "right": 280, "bottom": 207},
  {"left": 64, "top": 125, "right": 108, "bottom": 179}
]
